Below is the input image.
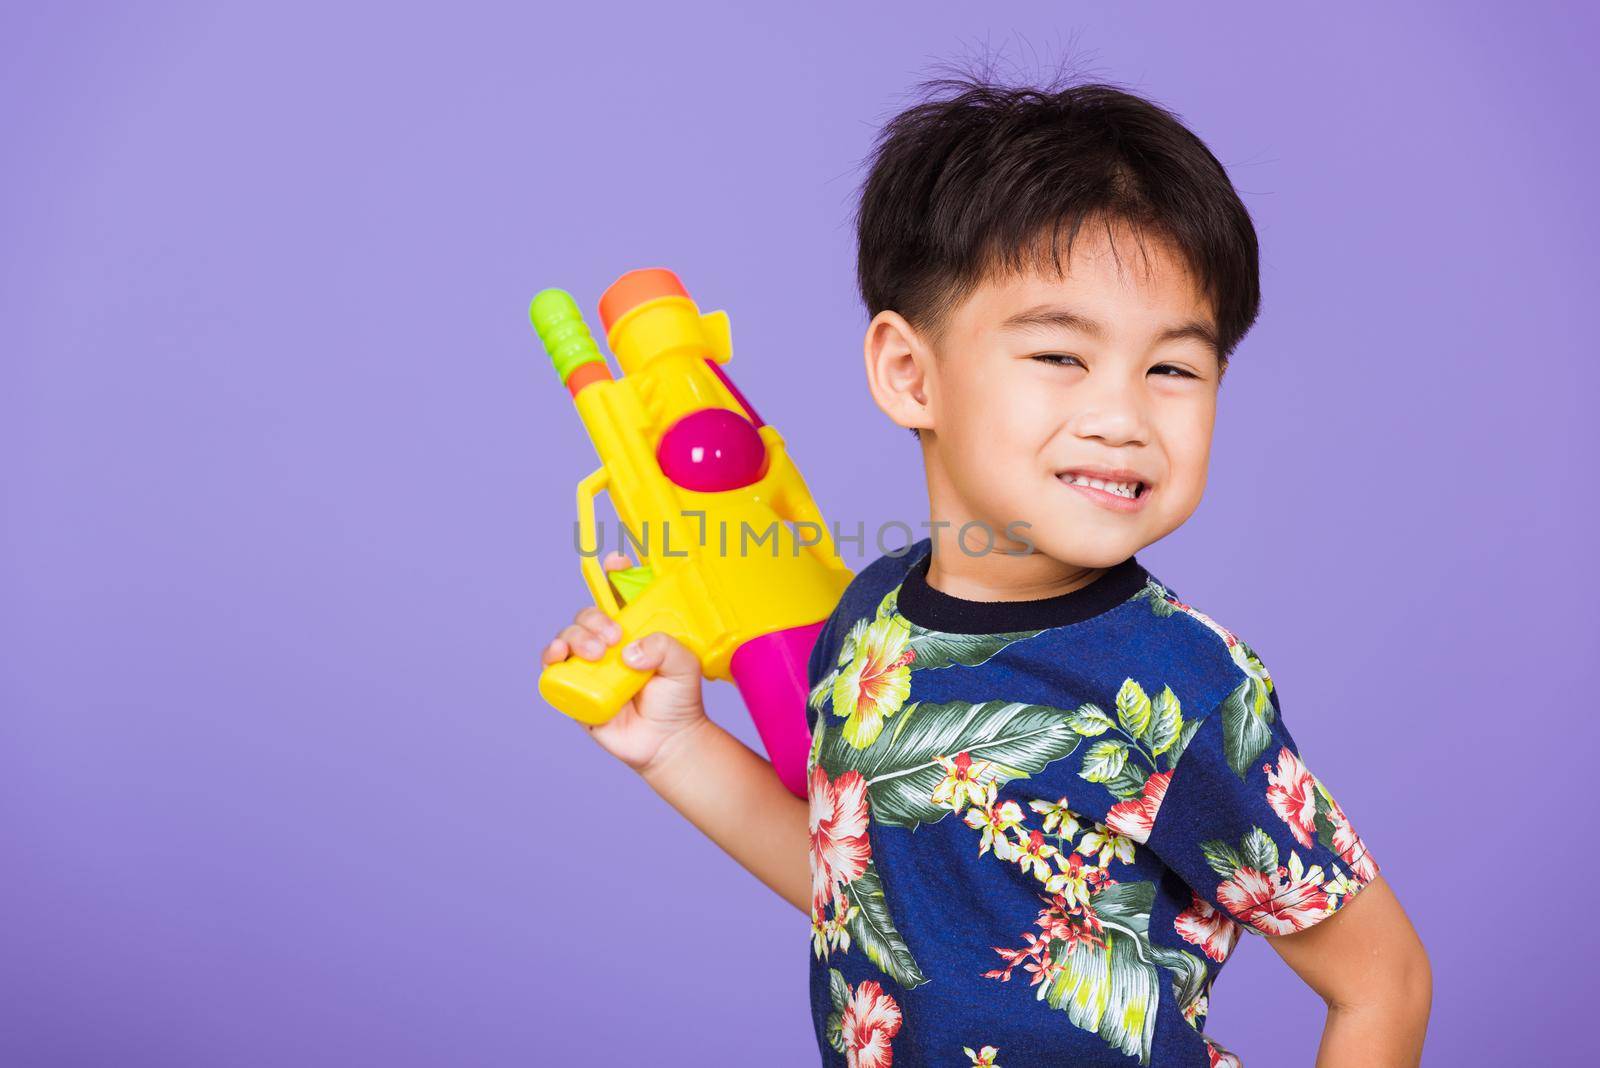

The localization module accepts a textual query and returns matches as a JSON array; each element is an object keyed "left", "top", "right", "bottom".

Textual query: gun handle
[
  {"left": 539, "top": 583, "right": 703, "bottom": 725},
  {"left": 539, "top": 638, "right": 654, "bottom": 726},
  {"left": 729, "top": 621, "right": 827, "bottom": 799}
]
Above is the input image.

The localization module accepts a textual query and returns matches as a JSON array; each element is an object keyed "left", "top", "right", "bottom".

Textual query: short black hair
[{"left": 853, "top": 75, "right": 1261, "bottom": 437}]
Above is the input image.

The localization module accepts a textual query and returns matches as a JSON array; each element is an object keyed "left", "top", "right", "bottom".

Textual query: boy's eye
[{"left": 1032, "top": 354, "right": 1200, "bottom": 380}]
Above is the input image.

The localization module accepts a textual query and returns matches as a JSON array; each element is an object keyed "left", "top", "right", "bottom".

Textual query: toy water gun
[{"left": 529, "top": 268, "right": 853, "bottom": 798}]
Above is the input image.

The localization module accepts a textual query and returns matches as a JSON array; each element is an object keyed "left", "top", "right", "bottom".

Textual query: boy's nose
[{"left": 1067, "top": 387, "right": 1151, "bottom": 447}]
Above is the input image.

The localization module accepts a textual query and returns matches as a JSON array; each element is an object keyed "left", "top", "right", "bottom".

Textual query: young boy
[{"left": 542, "top": 78, "right": 1430, "bottom": 1066}]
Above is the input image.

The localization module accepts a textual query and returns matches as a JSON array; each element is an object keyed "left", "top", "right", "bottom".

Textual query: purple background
[{"left": 3, "top": 3, "right": 1592, "bottom": 1064}]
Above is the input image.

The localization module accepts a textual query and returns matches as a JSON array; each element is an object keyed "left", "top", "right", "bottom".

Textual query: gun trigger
[
  {"left": 607, "top": 564, "right": 657, "bottom": 605},
  {"left": 699, "top": 310, "right": 732, "bottom": 364}
]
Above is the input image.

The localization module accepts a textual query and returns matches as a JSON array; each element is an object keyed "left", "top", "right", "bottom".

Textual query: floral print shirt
[{"left": 805, "top": 540, "right": 1378, "bottom": 1067}]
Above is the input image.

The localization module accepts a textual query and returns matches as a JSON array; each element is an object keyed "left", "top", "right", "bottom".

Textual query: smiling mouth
[{"left": 1057, "top": 472, "right": 1149, "bottom": 500}]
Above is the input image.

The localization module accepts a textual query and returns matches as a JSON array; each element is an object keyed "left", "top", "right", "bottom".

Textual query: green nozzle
[{"left": 530, "top": 288, "right": 606, "bottom": 385}]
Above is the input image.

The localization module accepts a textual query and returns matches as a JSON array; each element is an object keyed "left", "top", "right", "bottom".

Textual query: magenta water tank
[{"left": 655, "top": 407, "right": 769, "bottom": 491}]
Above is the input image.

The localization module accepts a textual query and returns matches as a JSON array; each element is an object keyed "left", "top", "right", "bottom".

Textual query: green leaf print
[
  {"left": 808, "top": 668, "right": 836, "bottom": 713},
  {"left": 876, "top": 580, "right": 1044, "bottom": 670},
  {"left": 819, "top": 700, "right": 1083, "bottom": 829},
  {"left": 1219, "top": 676, "right": 1273, "bottom": 780},
  {"left": 825, "top": 965, "right": 851, "bottom": 1048},
  {"left": 1043, "top": 924, "right": 1159, "bottom": 1062},
  {"left": 1242, "top": 827, "right": 1279, "bottom": 873},
  {"left": 1102, "top": 761, "right": 1151, "bottom": 801},
  {"left": 825, "top": 1012, "right": 845, "bottom": 1054},
  {"left": 1147, "top": 685, "right": 1182, "bottom": 756},
  {"left": 1057, "top": 681, "right": 1193, "bottom": 801},
  {"left": 973, "top": 808, "right": 1209, "bottom": 1063},
  {"left": 1148, "top": 943, "right": 1210, "bottom": 1026},
  {"left": 828, "top": 967, "right": 849, "bottom": 1012},
  {"left": 905, "top": 628, "right": 1044, "bottom": 672},
  {"left": 1312, "top": 780, "right": 1340, "bottom": 852},
  {"left": 1067, "top": 702, "right": 1115, "bottom": 736},
  {"left": 842, "top": 863, "right": 929, "bottom": 989},
  {"left": 888, "top": 700, "right": 920, "bottom": 744},
  {"left": 1168, "top": 717, "right": 1202, "bottom": 767},
  {"left": 1090, "top": 880, "right": 1156, "bottom": 926},
  {"left": 1039, "top": 882, "right": 1180, "bottom": 1064},
  {"left": 807, "top": 710, "right": 827, "bottom": 775},
  {"left": 1136, "top": 581, "right": 1178, "bottom": 617},
  {"left": 811, "top": 588, "right": 1046, "bottom": 751},
  {"left": 1079, "top": 739, "right": 1130, "bottom": 783},
  {"left": 1236, "top": 639, "right": 1275, "bottom": 702},
  {"left": 1201, "top": 839, "right": 1244, "bottom": 880},
  {"left": 1115, "top": 679, "right": 1153, "bottom": 741}
]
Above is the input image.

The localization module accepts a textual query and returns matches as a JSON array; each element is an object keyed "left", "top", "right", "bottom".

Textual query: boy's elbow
[
  {"left": 1330, "top": 931, "right": 1432, "bottom": 1020},
  {"left": 1386, "top": 923, "right": 1432, "bottom": 1017},
  {"left": 1400, "top": 939, "right": 1433, "bottom": 1020}
]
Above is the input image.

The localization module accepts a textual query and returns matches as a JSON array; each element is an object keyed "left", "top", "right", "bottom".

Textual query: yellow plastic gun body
[{"left": 531, "top": 268, "right": 852, "bottom": 798}]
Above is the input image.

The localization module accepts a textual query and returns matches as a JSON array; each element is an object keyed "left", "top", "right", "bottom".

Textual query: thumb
[{"left": 621, "top": 631, "right": 700, "bottom": 681}]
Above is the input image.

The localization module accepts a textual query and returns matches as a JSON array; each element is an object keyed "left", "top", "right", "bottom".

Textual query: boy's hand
[{"left": 540, "top": 551, "right": 709, "bottom": 776}]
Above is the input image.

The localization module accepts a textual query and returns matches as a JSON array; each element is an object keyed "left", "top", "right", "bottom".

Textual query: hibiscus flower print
[
  {"left": 1199, "top": 827, "right": 1352, "bottom": 935},
  {"left": 1204, "top": 1037, "right": 1244, "bottom": 1068},
  {"left": 1324, "top": 791, "right": 1379, "bottom": 882},
  {"left": 1174, "top": 891, "right": 1241, "bottom": 963},
  {"left": 963, "top": 1044, "right": 1001, "bottom": 1066},
  {"left": 1264, "top": 747, "right": 1317, "bottom": 848},
  {"left": 1262, "top": 747, "right": 1381, "bottom": 885},
  {"left": 1105, "top": 769, "right": 1171, "bottom": 844},
  {"left": 1216, "top": 861, "right": 1331, "bottom": 935},
  {"left": 831, "top": 614, "right": 915, "bottom": 749},
  {"left": 839, "top": 977, "right": 903, "bottom": 1068},
  {"left": 809, "top": 765, "right": 872, "bottom": 917}
]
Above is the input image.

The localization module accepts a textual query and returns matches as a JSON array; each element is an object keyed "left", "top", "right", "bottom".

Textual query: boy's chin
[{"left": 1022, "top": 528, "right": 1150, "bottom": 570}]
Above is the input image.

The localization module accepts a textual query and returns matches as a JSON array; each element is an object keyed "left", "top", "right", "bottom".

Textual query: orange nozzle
[
  {"left": 564, "top": 360, "right": 612, "bottom": 398},
  {"left": 598, "top": 268, "right": 691, "bottom": 335}
]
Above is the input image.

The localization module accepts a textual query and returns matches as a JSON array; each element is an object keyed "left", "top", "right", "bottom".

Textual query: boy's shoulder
[
  {"left": 1130, "top": 570, "right": 1278, "bottom": 716},
  {"left": 831, "top": 538, "right": 928, "bottom": 616},
  {"left": 805, "top": 542, "right": 925, "bottom": 684}
]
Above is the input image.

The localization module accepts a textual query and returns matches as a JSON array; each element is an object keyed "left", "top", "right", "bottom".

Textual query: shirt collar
[{"left": 893, "top": 543, "right": 1150, "bottom": 634}]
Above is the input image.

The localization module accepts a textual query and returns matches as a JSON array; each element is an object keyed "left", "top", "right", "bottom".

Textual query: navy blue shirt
[{"left": 805, "top": 540, "right": 1378, "bottom": 1067}]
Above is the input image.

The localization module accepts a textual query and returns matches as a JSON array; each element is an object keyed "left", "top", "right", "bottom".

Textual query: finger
[
  {"left": 540, "top": 637, "right": 569, "bottom": 664},
  {"left": 558, "top": 623, "right": 607, "bottom": 661},
  {"left": 620, "top": 631, "right": 699, "bottom": 680},
  {"left": 601, "top": 551, "right": 632, "bottom": 571},
  {"left": 576, "top": 606, "right": 622, "bottom": 642}
]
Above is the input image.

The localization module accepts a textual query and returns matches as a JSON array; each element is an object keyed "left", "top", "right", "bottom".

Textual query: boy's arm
[
  {"left": 639, "top": 717, "right": 812, "bottom": 915},
  {"left": 545, "top": 552, "right": 813, "bottom": 916},
  {"left": 1267, "top": 874, "right": 1432, "bottom": 1067}
]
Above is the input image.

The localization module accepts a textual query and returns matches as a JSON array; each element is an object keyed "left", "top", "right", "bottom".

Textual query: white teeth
[{"left": 1063, "top": 474, "right": 1140, "bottom": 499}]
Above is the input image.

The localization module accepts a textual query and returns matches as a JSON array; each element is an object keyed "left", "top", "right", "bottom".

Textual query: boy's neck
[{"left": 921, "top": 523, "right": 1109, "bottom": 603}]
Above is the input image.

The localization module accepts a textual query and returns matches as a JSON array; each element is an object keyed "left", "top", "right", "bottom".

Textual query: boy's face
[{"left": 866, "top": 221, "right": 1221, "bottom": 571}]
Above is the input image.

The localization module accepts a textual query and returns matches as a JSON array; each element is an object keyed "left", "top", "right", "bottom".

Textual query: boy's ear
[{"left": 863, "top": 310, "right": 935, "bottom": 435}]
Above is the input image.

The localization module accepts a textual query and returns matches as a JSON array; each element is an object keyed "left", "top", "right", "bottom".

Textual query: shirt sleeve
[{"left": 1145, "top": 672, "right": 1380, "bottom": 941}]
